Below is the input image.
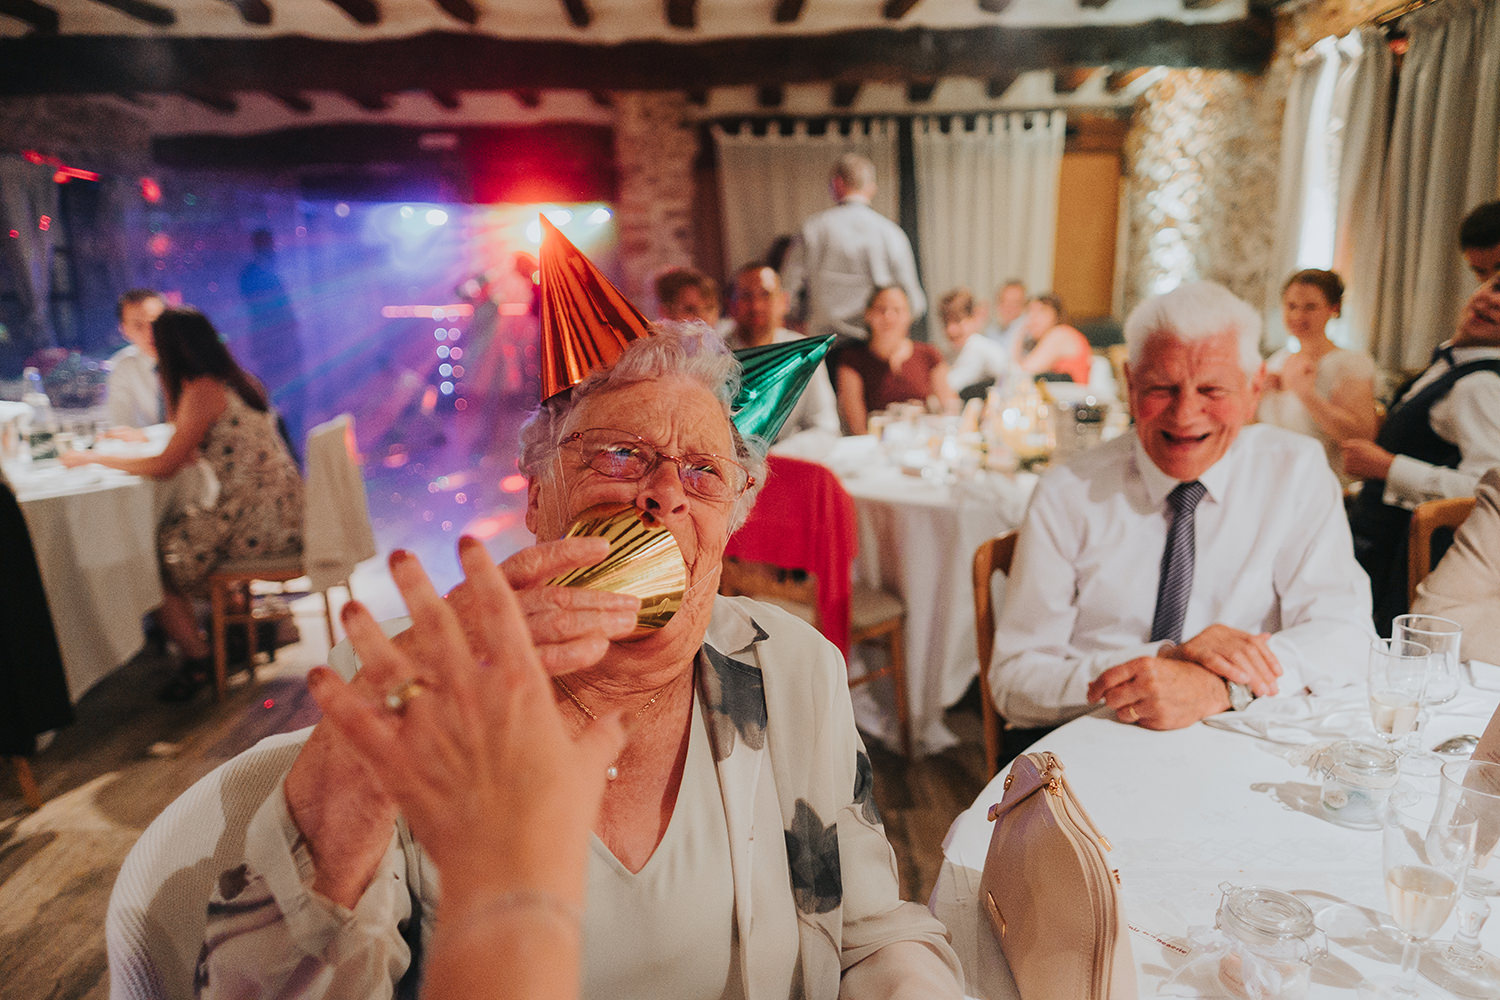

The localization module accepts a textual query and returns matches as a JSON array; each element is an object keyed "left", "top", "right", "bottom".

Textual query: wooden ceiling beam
[
  {"left": 218, "top": 0, "right": 272, "bottom": 25},
  {"left": 324, "top": 0, "right": 380, "bottom": 25},
  {"left": 773, "top": 0, "right": 804, "bottom": 24},
  {"left": 88, "top": 0, "right": 174, "bottom": 26},
  {"left": 0, "top": 21, "right": 1275, "bottom": 96},
  {"left": 665, "top": 0, "right": 695, "bottom": 29},
  {"left": 0, "top": 0, "right": 59, "bottom": 34},
  {"left": 432, "top": 0, "right": 478, "bottom": 24},
  {"left": 831, "top": 81, "right": 860, "bottom": 108},
  {"left": 560, "top": 0, "right": 590, "bottom": 27},
  {"left": 1105, "top": 66, "right": 1150, "bottom": 92}
]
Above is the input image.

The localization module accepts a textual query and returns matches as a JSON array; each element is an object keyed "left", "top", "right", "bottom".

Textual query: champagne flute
[
  {"left": 1368, "top": 638, "right": 1431, "bottom": 748},
  {"left": 1393, "top": 614, "right": 1463, "bottom": 706},
  {"left": 1423, "top": 760, "right": 1500, "bottom": 997},
  {"left": 1377, "top": 802, "right": 1475, "bottom": 997}
]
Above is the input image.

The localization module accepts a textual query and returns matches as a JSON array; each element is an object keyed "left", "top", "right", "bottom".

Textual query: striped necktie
[{"left": 1150, "top": 480, "right": 1207, "bottom": 644}]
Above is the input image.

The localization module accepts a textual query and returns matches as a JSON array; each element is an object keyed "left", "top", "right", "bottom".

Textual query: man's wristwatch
[{"left": 1225, "top": 679, "right": 1256, "bottom": 712}]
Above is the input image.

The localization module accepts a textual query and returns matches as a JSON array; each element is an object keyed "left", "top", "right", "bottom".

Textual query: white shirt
[
  {"left": 105, "top": 344, "right": 162, "bottom": 428},
  {"left": 779, "top": 197, "right": 926, "bottom": 340},
  {"left": 945, "top": 335, "right": 1009, "bottom": 393},
  {"left": 1383, "top": 343, "right": 1500, "bottom": 509},
  {"left": 990, "top": 424, "right": 1374, "bottom": 728},
  {"left": 724, "top": 327, "right": 840, "bottom": 460}
]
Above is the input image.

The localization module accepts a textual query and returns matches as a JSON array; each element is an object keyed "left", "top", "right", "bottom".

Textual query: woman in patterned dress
[{"left": 64, "top": 307, "right": 303, "bottom": 699}]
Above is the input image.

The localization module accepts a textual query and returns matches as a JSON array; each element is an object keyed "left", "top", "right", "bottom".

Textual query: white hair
[
  {"left": 518, "top": 322, "right": 767, "bottom": 531},
  {"left": 1123, "top": 280, "right": 1263, "bottom": 374}
]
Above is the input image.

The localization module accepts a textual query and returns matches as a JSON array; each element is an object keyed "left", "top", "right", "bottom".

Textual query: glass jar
[
  {"left": 1215, "top": 884, "right": 1324, "bottom": 999},
  {"left": 1318, "top": 740, "right": 1400, "bottom": 829}
]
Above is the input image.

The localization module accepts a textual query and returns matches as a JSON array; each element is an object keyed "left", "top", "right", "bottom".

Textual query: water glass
[{"left": 1393, "top": 615, "right": 1462, "bottom": 706}]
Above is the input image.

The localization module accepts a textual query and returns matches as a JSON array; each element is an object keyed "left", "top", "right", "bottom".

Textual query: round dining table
[
  {"left": 823, "top": 435, "right": 1037, "bottom": 754},
  {"left": 930, "top": 680, "right": 1500, "bottom": 998}
]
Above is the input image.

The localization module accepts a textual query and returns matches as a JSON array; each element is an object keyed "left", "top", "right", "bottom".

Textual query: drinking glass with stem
[
  {"left": 1376, "top": 801, "right": 1475, "bottom": 997},
  {"left": 1368, "top": 637, "right": 1432, "bottom": 752},
  {"left": 1422, "top": 759, "right": 1500, "bottom": 998}
]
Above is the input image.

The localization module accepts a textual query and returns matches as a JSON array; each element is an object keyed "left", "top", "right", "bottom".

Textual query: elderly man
[
  {"left": 724, "top": 263, "right": 840, "bottom": 457},
  {"left": 780, "top": 153, "right": 926, "bottom": 341},
  {"left": 989, "top": 281, "right": 1372, "bottom": 754}
]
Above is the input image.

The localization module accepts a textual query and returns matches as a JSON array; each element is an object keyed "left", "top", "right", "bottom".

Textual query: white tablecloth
[
  {"left": 826, "top": 436, "right": 1037, "bottom": 754},
  {"left": 930, "top": 684, "right": 1500, "bottom": 998}
]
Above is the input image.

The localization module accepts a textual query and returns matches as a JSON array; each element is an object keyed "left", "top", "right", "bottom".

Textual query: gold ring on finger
[{"left": 384, "top": 677, "right": 428, "bottom": 713}]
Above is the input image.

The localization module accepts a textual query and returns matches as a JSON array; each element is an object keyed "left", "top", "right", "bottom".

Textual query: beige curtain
[{"left": 1374, "top": 0, "right": 1500, "bottom": 371}]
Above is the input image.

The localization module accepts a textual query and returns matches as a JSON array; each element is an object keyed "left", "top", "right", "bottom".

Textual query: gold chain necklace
[{"left": 552, "top": 676, "right": 675, "bottom": 781}]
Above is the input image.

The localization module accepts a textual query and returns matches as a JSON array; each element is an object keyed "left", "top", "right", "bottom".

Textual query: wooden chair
[
  {"left": 1407, "top": 495, "right": 1477, "bottom": 606},
  {"left": 972, "top": 530, "right": 1018, "bottom": 779},
  {"left": 719, "top": 455, "right": 911, "bottom": 756},
  {"left": 204, "top": 416, "right": 375, "bottom": 700}
]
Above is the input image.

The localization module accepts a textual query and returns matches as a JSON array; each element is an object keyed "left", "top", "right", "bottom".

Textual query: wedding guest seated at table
[
  {"left": 193, "top": 326, "right": 963, "bottom": 999},
  {"left": 654, "top": 266, "right": 722, "bottom": 326},
  {"left": 989, "top": 281, "right": 1373, "bottom": 760},
  {"left": 1010, "top": 292, "right": 1093, "bottom": 386},
  {"left": 723, "top": 262, "right": 840, "bottom": 458},
  {"left": 1412, "top": 466, "right": 1500, "bottom": 665},
  {"left": 62, "top": 307, "right": 304, "bottom": 701},
  {"left": 1257, "top": 269, "right": 1377, "bottom": 485},
  {"left": 833, "top": 285, "right": 959, "bottom": 434},
  {"left": 105, "top": 288, "right": 166, "bottom": 432},
  {"left": 939, "top": 287, "right": 1009, "bottom": 401}
]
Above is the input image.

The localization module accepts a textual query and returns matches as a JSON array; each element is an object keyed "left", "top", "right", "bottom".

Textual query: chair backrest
[
  {"left": 303, "top": 414, "right": 378, "bottom": 594},
  {"left": 973, "top": 531, "right": 1018, "bottom": 780},
  {"left": 1407, "top": 496, "right": 1477, "bottom": 606},
  {"left": 106, "top": 728, "right": 310, "bottom": 1000},
  {"left": 721, "top": 455, "right": 858, "bottom": 656}
]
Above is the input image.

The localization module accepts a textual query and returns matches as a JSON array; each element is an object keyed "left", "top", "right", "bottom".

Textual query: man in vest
[{"left": 1343, "top": 260, "right": 1500, "bottom": 632}]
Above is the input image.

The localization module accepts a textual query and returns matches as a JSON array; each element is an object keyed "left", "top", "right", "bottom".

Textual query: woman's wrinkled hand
[{"left": 308, "top": 538, "right": 628, "bottom": 906}]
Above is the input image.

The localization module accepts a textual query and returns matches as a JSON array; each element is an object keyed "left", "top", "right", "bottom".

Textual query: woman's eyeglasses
[{"left": 560, "top": 428, "right": 754, "bottom": 503}]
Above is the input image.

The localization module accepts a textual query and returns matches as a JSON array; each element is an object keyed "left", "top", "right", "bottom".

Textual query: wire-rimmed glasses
[{"left": 560, "top": 428, "right": 754, "bottom": 504}]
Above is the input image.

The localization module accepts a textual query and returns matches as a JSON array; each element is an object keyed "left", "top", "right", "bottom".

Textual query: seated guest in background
[
  {"left": 985, "top": 279, "right": 1028, "bottom": 351},
  {"left": 990, "top": 281, "right": 1372, "bottom": 754},
  {"left": 1257, "top": 269, "right": 1377, "bottom": 484},
  {"left": 1412, "top": 467, "right": 1500, "bottom": 666},
  {"left": 654, "top": 266, "right": 722, "bottom": 326},
  {"left": 724, "top": 263, "right": 840, "bottom": 458},
  {"left": 1344, "top": 277, "right": 1500, "bottom": 631},
  {"left": 105, "top": 288, "right": 165, "bottom": 430},
  {"left": 63, "top": 307, "right": 304, "bottom": 700},
  {"left": 939, "top": 287, "right": 1009, "bottom": 399},
  {"left": 196, "top": 326, "right": 963, "bottom": 999},
  {"left": 833, "top": 285, "right": 958, "bottom": 434},
  {"left": 1010, "top": 292, "right": 1093, "bottom": 386},
  {"left": 1460, "top": 200, "right": 1500, "bottom": 284}
]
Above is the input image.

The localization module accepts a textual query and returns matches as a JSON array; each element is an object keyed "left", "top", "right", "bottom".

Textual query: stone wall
[{"left": 610, "top": 91, "right": 700, "bottom": 312}]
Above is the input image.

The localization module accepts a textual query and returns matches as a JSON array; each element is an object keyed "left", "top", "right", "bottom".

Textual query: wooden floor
[{"left": 0, "top": 611, "right": 990, "bottom": 999}]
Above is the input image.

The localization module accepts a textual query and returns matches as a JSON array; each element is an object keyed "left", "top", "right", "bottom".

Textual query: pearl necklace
[{"left": 552, "top": 675, "right": 674, "bottom": 781}]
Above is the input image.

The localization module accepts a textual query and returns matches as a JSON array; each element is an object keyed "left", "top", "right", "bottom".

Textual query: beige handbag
[{"left": 979, "top": 750, "right": 1137, "bottom": 1000}]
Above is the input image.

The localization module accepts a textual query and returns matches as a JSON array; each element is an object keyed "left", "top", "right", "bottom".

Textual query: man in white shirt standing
[
  {"left": 990, "top": 281, "right": 1372, "bottom": 760},
  {"left": 724, "top": 263, "right": 840, "bottom": 459},
  {"left": 780, "top": 154, "right": 925, "bottom": 342},
  {"left": 105, "top": 288, "right": 165, "bottom": 429},
  {"left": 1342, "top": 204, "right": 1500, "bottom": 631}
]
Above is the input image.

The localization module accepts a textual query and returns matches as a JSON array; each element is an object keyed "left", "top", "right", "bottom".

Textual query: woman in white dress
[{"left": 1257, "top": 269, "right": 1378, "bottom": 483}]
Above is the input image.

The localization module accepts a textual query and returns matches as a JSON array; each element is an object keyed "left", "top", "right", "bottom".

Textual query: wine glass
[
  {"left": 1376, "top": 802, "right": 1475, "bottom": 997},
  {"left": 1368, "top": 638, "right": 1431, "bottom": 749},
  {"left": 1393, "top": 614, "right": 1463, "bottom": 706},
  {"left": 1423, "top": 760, "right": 1500, "bottom": 997}
]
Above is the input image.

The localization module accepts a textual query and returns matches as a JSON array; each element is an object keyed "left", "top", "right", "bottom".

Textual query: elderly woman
[
  {"left": 833, "top": 285, "right": 959, "bottom": 434},
  {"left": 196, "top": 325, "right": 963, "bottom": 999}
]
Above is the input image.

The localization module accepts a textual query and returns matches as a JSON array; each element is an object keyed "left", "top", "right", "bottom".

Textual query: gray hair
[
  {"left": 518, "top": 322, "right": 768, "bottom": 531},
  {"left": 1123, "top": 280, "right": 1263, "bottom": 375},
  {"left": 831, "top": 153, "right": 877, "bottom": 195}
]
